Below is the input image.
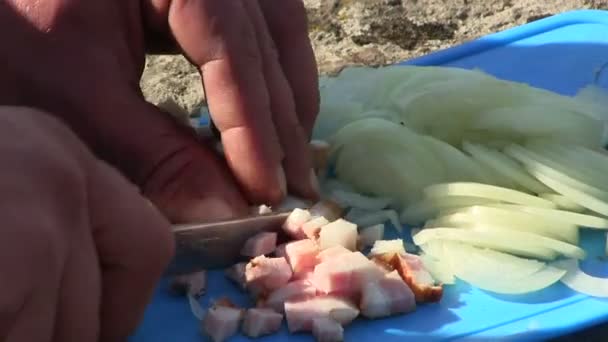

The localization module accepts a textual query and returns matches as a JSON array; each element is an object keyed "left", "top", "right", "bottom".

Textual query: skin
[{"left": 0, "top": 0, "right": 320, "bottom": 340}]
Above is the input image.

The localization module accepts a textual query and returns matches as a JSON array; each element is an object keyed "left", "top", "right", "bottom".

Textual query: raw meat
[
  {"left": 241, "top": 308, "right": 283, "bottom": 338},
  {"left": 319, "top": 219, "right": 358, "bottom": 251},
  {"left": 284, "top": 296, "right": 359, "bottom": 332},
  {"left": 302, "top": 216, "right": 330, "bottom": 240},
  {"left": 241, "top": 232, "right": 277, "bottom": 257},
  {"left": 360, "top": 270, "right": 416, "bottom": 319},
  {"left": 312, "top": 252, "right": 384, "bottom": 297},
  {"left": 225, "top": 263, "right": 247, "bottom": 290},
  {"left": 374, "top": 253, "right": 443, "bottom": 303},
  {"left": 369, "top": 239, "right": 406, "bottom": 256},
  {"left": 201, "top": 305, "right": 244, "bottom": 342},
  {"left": 265, "top": 280, "right": 318, "bottom": 313},
  {"left": 285, "top": 239, "right": 321, "bottom": 274},
  {"left": 246, "top": 256, "right": 293, "bottom": 295},
  {"left": 169, "top": 270, "right": 207, "bottom": 298},
  {"left": 316, "top": 245, "right": 351, "bottom": 263},
  {"left": 312, "top": 317, "right": 344, "bottom": 342},
  {"left": 282, "top": 208, "right": 312, "bottom": 239}
]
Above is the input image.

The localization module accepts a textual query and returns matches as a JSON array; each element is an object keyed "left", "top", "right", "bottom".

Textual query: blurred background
[{"left": 139, "top": 0, "right": 608, "bottom": 117}]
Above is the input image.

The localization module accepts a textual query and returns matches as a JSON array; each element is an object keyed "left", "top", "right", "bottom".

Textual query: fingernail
[
  {"left": 277, "top": 166, "right": 287, "bottom": 196},
  {"left": 310, "top": 168, "right": 320, "bottom": 196}
]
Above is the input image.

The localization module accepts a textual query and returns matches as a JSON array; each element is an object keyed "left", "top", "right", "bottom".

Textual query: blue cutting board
[{"left": 130, "top": 10, "right": 608, "bottom": 342}]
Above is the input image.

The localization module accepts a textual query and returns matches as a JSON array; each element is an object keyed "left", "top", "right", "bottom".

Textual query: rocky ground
[{"left": 140, "top": 0, "right": 608, "bottom": 115}]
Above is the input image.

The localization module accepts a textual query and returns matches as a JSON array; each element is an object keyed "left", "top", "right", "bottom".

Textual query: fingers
[
  {"left": 167, "top": 0, "right": 287, "bottom": 205},
  {"left": 242, "top": 0, "right": 319, "bottom": 199},
  {"left": 86, "top": 158, "right": 174, "bottom": 340},
  {"left": 259, "top": 0, "right": 320, "bottom": 136},
  {"left": 0, "top": 107, "right": 99, "bottom": 342}
]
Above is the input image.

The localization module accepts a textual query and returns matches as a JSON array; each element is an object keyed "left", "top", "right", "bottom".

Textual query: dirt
[{"left": 139, "top": 0, "right": 608, "bottom": 115}]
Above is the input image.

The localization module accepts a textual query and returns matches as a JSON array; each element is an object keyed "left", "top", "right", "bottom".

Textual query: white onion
[
  {"left": 488, "top": 204, "right": 608, "bottom": 229},
  {"left": 538, "top": 193, "right": 586, "bottom": 212},
  {"left": 188, "top": 294, "right": 205, "bottom": 321},
  {"left": 329, "top": 189, "right": 392, "bottom": 211},
  {"left": 553, "top": 259, "right": 608, "bottom": 298},
  {"left": 400, "top": 195, "right": 497, "bottom": 224}
]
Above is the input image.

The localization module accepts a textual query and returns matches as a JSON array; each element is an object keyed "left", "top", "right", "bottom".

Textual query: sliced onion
[
  {"left": 441, "top": 241, "right": 566, "bottom": 294},
  {"left": 412, "top": 228, "right": 558, "bottom": 260},
  {"left": 434, "top": 205, "right": 579, "bottom": 244},
  {"left": 553, "top": 259, "right": 608, "bottom": 298},
  {"left": 538, "top": 193, "right": 586, "bottom": 212},
  {"left": 423, "top": 182, "right": 556, "bottom": 208},
  {"left": 488, "top": 204, "right": 608, "bottom": 229},
  {"left": 346, "top": 209, "right": 402, "bottom": 234},
  {"left": 462, "top": 141, "right": 551, "bottom": 194},
  {"left": 535, "top": 172, "right": 608, "bottom": 217},
  {"left": 400, "top": 195, "right": 497, "bottom": 224},
  {"left": 419, "top": 253, "right": 455, "bottom": 284}
]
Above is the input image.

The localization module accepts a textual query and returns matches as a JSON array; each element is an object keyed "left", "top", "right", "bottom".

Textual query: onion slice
[
  {"left": 188, "top": 294, "right": 206, "bottom": 321},
  {"left": 553, "top": 259, "right": 608, "bottom": 298},
  {"left": 538, "top": 193, "right": 586, "bottom": 212},
  {"left": 423, "top": 182, "right": 556, "bottom": 208},
  {"left": 488, "top": 204, "right": 608, "bottom": 229},
  {"left": 329, "top": 189, "right": 392, "bottom": 211}
]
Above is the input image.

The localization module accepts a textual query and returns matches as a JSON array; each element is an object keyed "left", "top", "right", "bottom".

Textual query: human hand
[
  {"left": 0, "top": 107, "right": 173, "bottom": 341},
  {"left": 0, "top": 0, "right": 320, "bottom": 223}
]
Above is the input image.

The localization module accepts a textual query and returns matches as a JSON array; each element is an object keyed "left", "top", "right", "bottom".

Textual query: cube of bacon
[
  {"left": 360, "top": 270, "right": 416, "bottom": 319},
  {"left": 302, "top": 216, "right": 330, "bottom": 240},
  {"left": 241, "top": 232, "right": 277, "bottom": 257},
  {"left": 285, "top": 239, "right": 320, "bottom": 274},
  {"left": 169, "top": 270, "right": 207, "bottom": 297},
  {"left": 246, "top": 256, "right": 293, "bottom": 295},
  {"left": 373, "top": 253, "right": 443, "bottom": 303},
  {"left": 241, "top": 308, "right": 283, "bottom": 338},
  {"left": 201, "top": 305, "right": 244, "bottom": 342},
  {"left": 312, "top": 252, "right": 384, "bottom": 297},
  {"left": 225, "top": 262, "right": 247, "bottom": 291},
  {"left": 312, "top": 317, "right": 344, "bottom": 342},
  {"left": 265, "top": 280, "right": 317, "bottom": 313},
  {"left": 316, "top": 245, "right": 351, "bottom": 264},
  {"left": 319, "top": 219, "right": 357, "bottom": 251},
  {"left": 282, "top": 208, "right": 312, "bottom": 239},
  {"left": 284, "top": 296, "right": 359, "bottom": 332}
]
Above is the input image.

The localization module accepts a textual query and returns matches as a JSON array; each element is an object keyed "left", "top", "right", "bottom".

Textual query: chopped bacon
[
  {"left": 241, "top": 232, "right": 277, "bottom": 257},
  {"left": 241, "top": 308, "right": 283, "bottom": 338},
  {"left": 265, "top": 280, "right": 318, "bottom": 313},
  {"left": 225, "top": 263, "right": 247, "bottom": 291},
  {"left": 319, "top": 219, "right": 358, "bottom": 251},
  {"left": 169, "top": 270, "right": 207, "bottom": 298},
  {"left": 360, "top": 270, "right": 416, "bottom": 319},
  {"left": 316, "top": 245, "right": 351, "bottom": 264},
  {"left": 284, "top": 296, "right": 359, "bottom": 332},
  {"left": 245, "top": 256, "right": 293, "bottom": 296},
  {"left": 312, "top": 252, "right": 385, "bottom": 297},
  {"left": 285, "top": 239, "right": 320, "bottom": 274},
  {"left": 282, "top": 208, "right": 312, "bottom": 239},
  {"left": 201, "top": 304, "right": 244, "bottom": 342},
  {"left": 312, "top": 317, "right": 344, "bottom": 342},
  {"left": 373, "top": 253, "right": 443, "bottom": 303},
  {"left": 302, "top": 216, "right": 330, "bottom": 240}
]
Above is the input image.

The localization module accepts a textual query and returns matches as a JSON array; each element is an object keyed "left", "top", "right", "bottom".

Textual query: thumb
[{"left": 79, "top": 89, "right": 249, "bottom": 223}]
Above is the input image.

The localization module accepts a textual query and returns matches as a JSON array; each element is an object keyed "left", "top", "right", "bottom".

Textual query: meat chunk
[
  {"left": 374, "top": 253, "right": 443, "bottom": 303},
  {"left": 169, "top": 270, "right": 207, "bottom": 297},
  {"left": 284, "top": 296, "right": 359, "bottom": 332},
  {"left": 282, "top": 208, "right": 312, "bottom": 239},
  {"left": 316, "top": 245, "right": 351, "bottom": 264},
  {"left": 241, "top": 232, "right": 277, "bottom": 257},
  {"left": 302, "top": 216, "right": 330, "bottom": 240},
  {"left": 285, "top": 239, "right": 320, "bottom": 274},
  {"left": 369, "top": 239, "right": 406, "bottom": 256},
  {"left": 241, "top": 308, "right": 283, "bottom": 338},
  {"left": 265, "top": 280, "right": 317, "bottom": 313},
  {"left": 201, "top": 305, "right": 244, "bottom": 342},
  {"left": 312, "top": 252, "right": 384, "bottom": 297},
  {"left": 225, "top": 262, "right": 247, "bottom": 290},
  {"left": 246, "top": 256, "right": 293, "bottom": 295},
  {"left": 312, "top": 317, "right": 344, "bottom": 342},
  {"left": 319, "top": 219, "right": 358, "bottom": 251},
  {"left": 360, "top": 270, "right": 416, "bottom": 319}
]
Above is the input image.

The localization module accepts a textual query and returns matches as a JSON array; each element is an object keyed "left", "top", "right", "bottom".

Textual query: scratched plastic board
[{"left": 130, "top": 10, "right": 608, "bottom": 342}]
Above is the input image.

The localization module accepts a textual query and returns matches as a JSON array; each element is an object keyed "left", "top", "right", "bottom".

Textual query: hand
[
  {"left": 0, "top": 0, "right": 320, "bottom": 223},
  {"left": 0, "top": 107, "right": 173, "bottom": 341}
]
